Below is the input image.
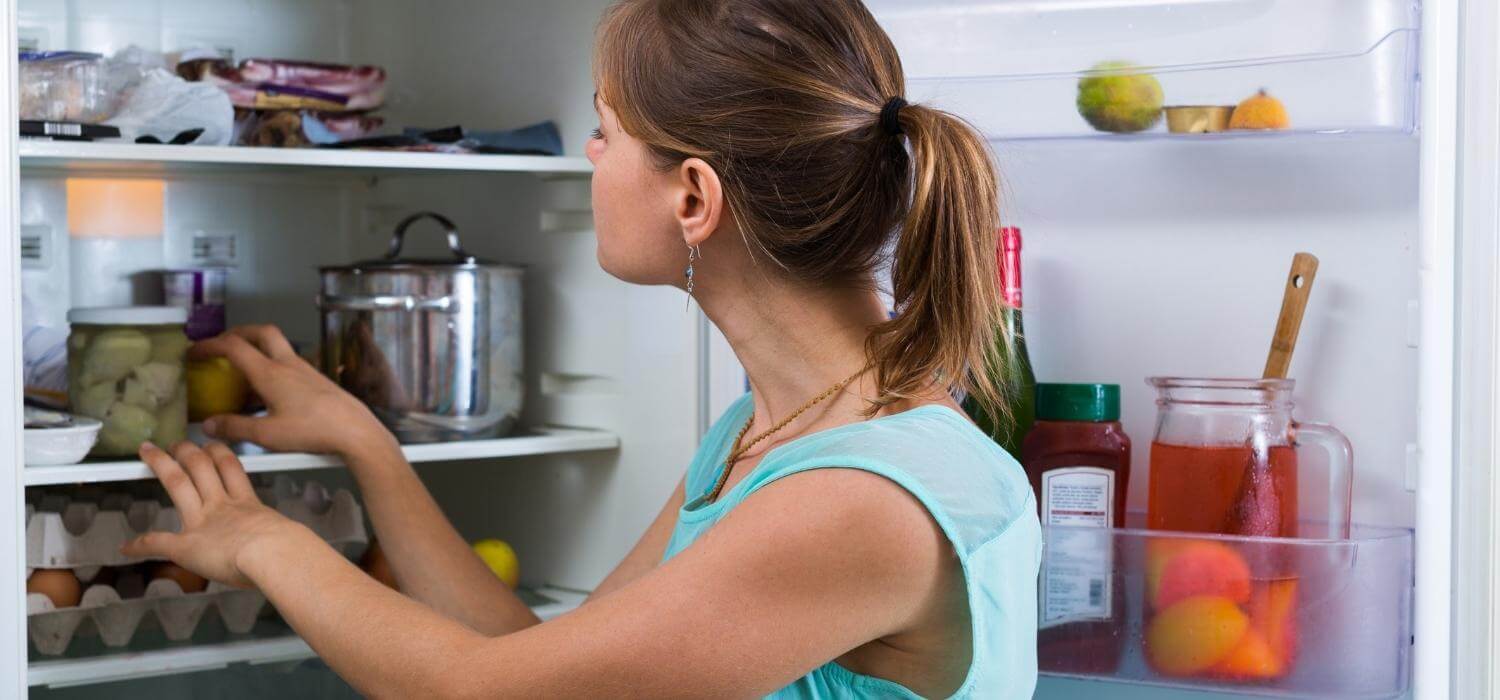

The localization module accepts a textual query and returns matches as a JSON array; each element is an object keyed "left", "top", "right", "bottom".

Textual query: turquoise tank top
[{"left": 663, "top": 395, "right": 1042, "bottom": 699}]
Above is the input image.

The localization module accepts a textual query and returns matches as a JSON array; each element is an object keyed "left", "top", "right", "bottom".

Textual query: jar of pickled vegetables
[{"left": 66, "top": 307, "right": 190, "bottom": 458}]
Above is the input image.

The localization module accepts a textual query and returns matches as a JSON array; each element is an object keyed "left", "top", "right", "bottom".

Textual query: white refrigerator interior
[{"left": 1, "top": 0, "right": 1483, "bottom": 698}]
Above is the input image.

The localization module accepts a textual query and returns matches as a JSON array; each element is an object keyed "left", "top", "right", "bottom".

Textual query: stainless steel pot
[{"left": 318, "top": 212, "right": 523, "bottom": 443}]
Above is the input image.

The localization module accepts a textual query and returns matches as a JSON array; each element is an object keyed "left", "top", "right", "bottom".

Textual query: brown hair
[{"left": 595, "top": 0, "right": 1010, "bottom": 418}]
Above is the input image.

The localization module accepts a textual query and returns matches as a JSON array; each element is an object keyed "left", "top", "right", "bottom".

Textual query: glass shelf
[
  {"left": 1038, "top": 521, "right": 1413, "bottom": 699},
  {"left": 868, "top": 0, "right": 1421, "bottom": 140}
]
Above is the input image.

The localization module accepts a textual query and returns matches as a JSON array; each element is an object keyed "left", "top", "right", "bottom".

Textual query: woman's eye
[{"left": 590, "top": 127, "right": 604, "bottom": 140}]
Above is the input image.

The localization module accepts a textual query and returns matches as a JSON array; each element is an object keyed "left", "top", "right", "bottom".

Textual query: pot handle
[{"left": 386, "top": 211, "right": 473, "bottom": 262}]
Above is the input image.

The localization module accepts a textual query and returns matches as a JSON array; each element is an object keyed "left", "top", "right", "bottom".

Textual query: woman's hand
[
  {"left": 192, "top": 325, "right": 395, "bottom": 459},
  {"left": 122, "top": 441, "right": 314, "bottom": 589}
]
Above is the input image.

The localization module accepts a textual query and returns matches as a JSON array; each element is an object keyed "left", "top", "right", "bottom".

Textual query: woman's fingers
[
  {"left": 189, "top": 333, "right": 272, "bottom": 382},
  {"left": 170, "top": 441, "right": 227, "bottom": 505},
  {"left": 121, "top": 531, "right": 182, "bottom": 559},
  {"left": 204, "top": 442, "right": 256, "bottom": 500},
  {"left": 139, "top": 443, "right": 202, "bottom": 522},
  {"left": 202, "top": 413, "right": 265, "bottom": 445},
  {"left": 228, "top": 324, "right": 297, "bottom": 361}
]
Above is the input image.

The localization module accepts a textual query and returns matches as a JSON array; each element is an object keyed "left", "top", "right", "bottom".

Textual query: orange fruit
[
  {"left": 1229, "top": 89, "right": 1290, "bottom": 130},
  {"left": 1145, "top": 595, "right": 1250, "bottom": 676}
]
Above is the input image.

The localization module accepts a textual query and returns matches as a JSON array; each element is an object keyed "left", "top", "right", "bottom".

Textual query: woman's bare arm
[
  {"left": 128, "top": 443, "right": 953, "bottom": 699},
  {"left": 192, "top": 326, "right": 537, "bottom": 634},
  {"left": 588, "top": 478, "right": 685, "bottom": 602}
]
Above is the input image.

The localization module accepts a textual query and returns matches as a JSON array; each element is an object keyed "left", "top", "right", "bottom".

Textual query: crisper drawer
[{"left": 1037, "top": 522, "right": 1412, "bottom": 699}]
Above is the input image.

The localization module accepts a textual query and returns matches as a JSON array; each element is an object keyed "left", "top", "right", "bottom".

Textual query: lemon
[
  {"left": 472, "top": 538, "right": 520, "bottom": 588},
  {"left": 186, "top": 356, "right": 250, "bottom": 422},
  {"left": 1076, "top": 60, "right": 1164, "bottom": 133}
]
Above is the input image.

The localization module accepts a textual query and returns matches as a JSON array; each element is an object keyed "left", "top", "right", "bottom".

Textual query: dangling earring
[{"left": 684, "top": 245, "right": 702, "bottom": 309}]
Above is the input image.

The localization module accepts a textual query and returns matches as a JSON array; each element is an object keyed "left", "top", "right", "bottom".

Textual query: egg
[
  {"left": 27, "top": 569, "right": 82, "bottom": 608},
  {"left": 361, "top": 540, "right": 399, "bottom": 591},
  {"left": 150, "top": 562, "right": 208, "bottom": 593}
]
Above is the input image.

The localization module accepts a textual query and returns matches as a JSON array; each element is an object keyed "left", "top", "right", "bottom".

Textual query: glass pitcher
[{"left": 1145, "top": 377, "right": 1352, "bottom": 539}]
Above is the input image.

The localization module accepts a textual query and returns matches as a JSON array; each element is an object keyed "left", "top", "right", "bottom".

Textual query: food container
[
  {"left": 1038, "top": 520, "right": 1412, "bottom": 698},
  {"left": 23, "top": 408, "right": 102, "bottom": 466},
  {"left": 1164, "top": 105, "right": 1235, "bottom": 134},
  {"left": 161, "top": 268, "right": 229, "bottom": 341},
  {"left": 18, "top": 52, "right": 116, "bottom": 124},
  {"left": 66, "top": 307, "right": 190, "bottom": 458},
  {"left": 318, "top": 212, "right": 524, "bottom": 443}
]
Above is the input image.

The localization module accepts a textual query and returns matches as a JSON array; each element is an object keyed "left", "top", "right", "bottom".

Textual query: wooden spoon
[
  {"left": 1263, "top": 252, "right": 1320, "bottom": 379},
  {"left": 1222, "top": 252, "right": 1321, "bottom": 538}
]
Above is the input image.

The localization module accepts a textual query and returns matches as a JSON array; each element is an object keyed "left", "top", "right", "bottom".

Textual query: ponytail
[
  {"left": 866, "top": 104, "right": 1009, "bottom": 419},
  {"left": 595, "top": 0, "right": 1012, "bottom": 419}
]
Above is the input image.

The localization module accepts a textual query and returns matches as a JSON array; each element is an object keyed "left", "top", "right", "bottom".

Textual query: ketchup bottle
[{"left": 1023, "top": 383, "right": 1130, "bottom": 674}]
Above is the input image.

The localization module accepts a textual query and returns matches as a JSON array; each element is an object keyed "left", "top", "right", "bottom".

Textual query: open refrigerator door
[{"left": 3, "top": 0, "right": 1500, "bottom": 698}]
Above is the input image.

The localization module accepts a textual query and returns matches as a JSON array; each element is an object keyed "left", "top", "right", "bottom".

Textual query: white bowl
[{"left": 24, "top": 418, "right": 103, "bottom": 466}]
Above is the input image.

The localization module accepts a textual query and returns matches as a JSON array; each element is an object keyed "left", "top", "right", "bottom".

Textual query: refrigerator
[{"left": 2, "top": 0, "right": 1496, "bottom": 698}]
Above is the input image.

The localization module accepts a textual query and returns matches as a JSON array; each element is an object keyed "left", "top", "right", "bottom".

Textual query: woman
[{"left": 123, "top": 0, "right": 1041, "bottom": 697}]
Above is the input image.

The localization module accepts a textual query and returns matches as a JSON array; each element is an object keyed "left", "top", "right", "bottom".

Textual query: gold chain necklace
[{"left": 704, "top": 366, "right": 871, "bottom": 503}]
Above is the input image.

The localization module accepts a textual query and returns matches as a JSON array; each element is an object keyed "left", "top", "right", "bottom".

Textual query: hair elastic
[{"left": 879, "top": 97, "right": 907, "bottom": 136}]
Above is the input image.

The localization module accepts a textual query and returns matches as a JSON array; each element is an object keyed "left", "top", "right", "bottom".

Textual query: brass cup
[{"left": 1164, "top": 105, "right": 1235, "bottom": 134}]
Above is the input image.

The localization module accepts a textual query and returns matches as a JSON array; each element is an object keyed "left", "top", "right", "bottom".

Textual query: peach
[
  {"left": 1210, "top": 629, "right": 1282, "bottom": 680},
  {"left": 1152, "top": 541, "right": 1252, "bottom": 610},
  {"left": 1246, "top": 578, "right": 1299, "bottom": 669},
  {"left": 1145, "top": 539, "right": 1194, "bottom": 604},
  {"left": 1145, "top": 595, "right": 1250, "bottom": 676}
]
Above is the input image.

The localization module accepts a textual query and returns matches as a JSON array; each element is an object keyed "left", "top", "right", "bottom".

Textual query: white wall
[{"left": 1004, "top": 134, "right": 1420, "bottom": 528}]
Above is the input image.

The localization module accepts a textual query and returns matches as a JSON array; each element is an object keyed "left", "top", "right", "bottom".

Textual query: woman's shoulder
[{"left": 754, "top": 404, "right": 1037, "bottom": 553}]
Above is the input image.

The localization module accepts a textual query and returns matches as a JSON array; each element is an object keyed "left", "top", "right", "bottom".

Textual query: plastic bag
[
  {"left": 22, "top": 294, "right": 69, "bottom": 406},
  {"left": 108, "top": 68, "right": 234, "bottom": 145}
]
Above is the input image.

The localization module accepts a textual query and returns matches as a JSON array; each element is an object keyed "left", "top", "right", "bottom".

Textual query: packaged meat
[
  {"left": 183, "top": 58, "right": 386, "bottom": 112},
  {"left": 235, "top": 109, "right": 384, "bottom": 147}
]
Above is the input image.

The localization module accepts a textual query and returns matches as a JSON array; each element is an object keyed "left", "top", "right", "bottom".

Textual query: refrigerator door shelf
[
  {"left": 869, "top": 0, "right": 1420, "bottom": 141},
  {"left": 1037, "top": 521, "right": 1413, "bottom": 699}
]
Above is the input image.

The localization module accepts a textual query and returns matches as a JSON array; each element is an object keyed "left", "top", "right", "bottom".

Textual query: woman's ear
[{"left": 672, "top": 157, "right": 725, "bottom": 247}]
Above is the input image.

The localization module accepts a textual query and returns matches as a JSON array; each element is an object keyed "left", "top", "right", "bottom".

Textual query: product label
[{"left": 1040, "top": 466, "right": 1114, "bottom": 628}]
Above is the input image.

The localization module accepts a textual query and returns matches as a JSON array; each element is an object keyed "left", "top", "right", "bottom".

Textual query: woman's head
[{"left": 589, "top": 0, "right": 1010, "bottom": 417}]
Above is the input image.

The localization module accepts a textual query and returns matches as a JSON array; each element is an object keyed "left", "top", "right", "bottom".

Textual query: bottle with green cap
[
  {"left": 1024, "top": 383, "right": 1131, "bottom": 674},
  {"left": 1023, "top": 383, "right": 1130, "bottom": 528}
]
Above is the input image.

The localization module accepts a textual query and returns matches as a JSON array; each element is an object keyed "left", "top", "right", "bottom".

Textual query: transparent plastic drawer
[{"left": 1037, "top": 521, "right": 1412, "bottom": 698}]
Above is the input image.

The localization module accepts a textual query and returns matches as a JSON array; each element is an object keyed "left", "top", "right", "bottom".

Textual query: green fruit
[{"left": 1076, "top": 61, "right": 1164, "bottom": 133}]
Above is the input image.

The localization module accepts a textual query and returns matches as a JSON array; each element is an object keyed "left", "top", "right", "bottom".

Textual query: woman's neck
[{"left": 694, "top": 264, "right": 888, "bottom": 423}]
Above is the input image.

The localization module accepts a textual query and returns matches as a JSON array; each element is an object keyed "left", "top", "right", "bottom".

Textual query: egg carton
[
  {"left": 26, "top": 572, "right": 268, "bottom": 655},
  {"left": 27, "top": 476, "right": 368, "bottom": 575},
  {"left": 26, "top": 476, "right": 369, "bottom": 654}
]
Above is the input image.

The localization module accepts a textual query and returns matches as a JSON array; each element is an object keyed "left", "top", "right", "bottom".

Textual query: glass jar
[{"left": 67, "top": 307, "right": 190, "bottom": 458}]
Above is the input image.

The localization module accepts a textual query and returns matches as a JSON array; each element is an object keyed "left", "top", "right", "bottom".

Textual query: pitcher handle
[{"left": 1293, "top": 421, "right": 1353, "bottom": 539}]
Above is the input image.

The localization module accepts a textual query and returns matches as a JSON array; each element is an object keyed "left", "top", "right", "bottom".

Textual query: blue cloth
[{"left": 663, "top": 394, "right": 1042, "bottom": 699}]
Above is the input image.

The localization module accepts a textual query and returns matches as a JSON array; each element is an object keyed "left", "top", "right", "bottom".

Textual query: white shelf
[
  {"left": 27, "top": 587, "right": 586, "bottom": 688},
  {"left": 17, "top": 140, "right": 593, "bottom": 177},
  {"left": 23, "top": 427, "right": 619, "bottom": 486}
]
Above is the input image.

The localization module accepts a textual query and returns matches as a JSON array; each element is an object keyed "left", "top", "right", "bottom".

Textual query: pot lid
[{"left": 321, "top": 211, "right": 508, "bottom": 272}]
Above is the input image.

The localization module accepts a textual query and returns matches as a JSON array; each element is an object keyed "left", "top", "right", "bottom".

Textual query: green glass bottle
[{"left": 964, "top": 227, "right": 1036, "bottom": 459}]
